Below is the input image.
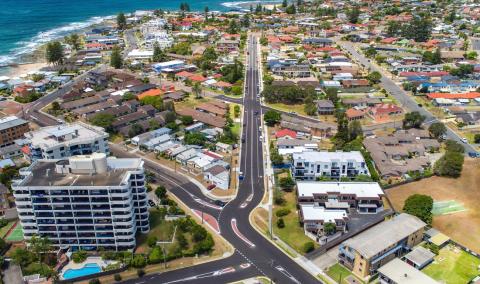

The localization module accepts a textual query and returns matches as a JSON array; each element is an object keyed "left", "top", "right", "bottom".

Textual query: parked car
[
  {"left": 148, "top": 200, "right": 156, "bottom": 207},
  {"left": 468, "top": 152, "right": 479, "bottom": 158},
  {"left": 461, "top": 137, "right": 468, "bottom": 143},
  {"left": 214, "top": 200, "right": 226, "bottom": 207},
  {"left": 207, "top": 184, "right": 216, "bottom": 190}
]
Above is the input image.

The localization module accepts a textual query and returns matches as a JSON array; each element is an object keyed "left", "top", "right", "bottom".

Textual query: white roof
[
  {"left": 378, "top": 258, "right": 439, "bottom": 284},
  {"left": 26, "top": 123, "right": 108, "bottom": 148},
  {"left": 154, "top": 60, "right": 185, "bottom": 67},
  {"left": 293, "top": 151, "right": 365, "bottom": 163},
  {"left": 297, "top": 181, "right": 384, "bottom": 199},
  {"left": 300, "top": 204, "right": 348, "bottom": 222},
  {"left": 128, "top": 49, "right": 154, "bottom": 58}
]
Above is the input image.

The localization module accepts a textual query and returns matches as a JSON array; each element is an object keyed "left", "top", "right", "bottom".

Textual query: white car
[{"left": 461, "top": 137, "right": 468, "bottom": 143}]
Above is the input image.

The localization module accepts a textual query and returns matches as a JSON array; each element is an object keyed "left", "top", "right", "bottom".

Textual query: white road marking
[{"left": 231, "top": 218, "right": 255, "bottom": 247}]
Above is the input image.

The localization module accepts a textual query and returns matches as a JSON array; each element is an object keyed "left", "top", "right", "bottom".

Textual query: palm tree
[{"left": 192, "top": 82, "right": 202, "bottom": 99}]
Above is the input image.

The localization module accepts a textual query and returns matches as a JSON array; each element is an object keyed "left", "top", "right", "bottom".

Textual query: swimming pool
[{"left": 62, "top": 263, "right": 102, "bottom": 280}]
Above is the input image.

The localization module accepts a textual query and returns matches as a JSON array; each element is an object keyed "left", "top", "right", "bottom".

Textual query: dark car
[
  {"left": 254, "top": 111, "right": 259, "bottom": 115},
  {"left": 468, "top": 152, "right": 479, "bottom": 158},
  {"left": 241, "top": 137, "right": 246, "bottom": 143},
  {"left": 148, "top": 200, "right": 156, "bottom": 207},
  {"left": 214, "top": 200, "right": 226, "bottom": 207}
]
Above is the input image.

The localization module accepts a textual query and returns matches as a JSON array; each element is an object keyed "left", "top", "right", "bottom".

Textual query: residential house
[
  {"left": 316, "top": 100, "right": 335, "bottom": 115},
  {"left": 203, "top": 165, "right": 230, "bottom": 190},
  {"left": 277, "top": 139, "right": 319, "bottom": 156},
  {"left": 378, "top": 258, "right": 439, "bottom": 284},
  {"left": 0, "top": 116, "right": 30, "bottom": 148}
]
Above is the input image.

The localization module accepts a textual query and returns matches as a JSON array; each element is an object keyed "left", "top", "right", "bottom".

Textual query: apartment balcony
[
  {"left": 56, "top": 220, "right": 74, "bottom": 225},
  {"left": 55, "top": 212, "right": 73, "bottom": 218},
  {"left": 35, "top": 212, "right": 54, "bottom": 218},
  {"left": 15, "top": 200, "right": 31, "bottom": 206},
  {"left": 23, "top": 228, "right": 38, "bottom": 234},
  {"left": 74, "top": 212, "right": 93, "bottom": 218},
  {"left": 91, "top": 205, "right": 110, "bottom": 211}
]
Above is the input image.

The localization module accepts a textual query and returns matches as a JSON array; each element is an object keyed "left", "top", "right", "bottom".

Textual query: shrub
[
  {"left": 147, "top": 235, "right": 158, "bottom": 247},
  {"left": 89, "top": 279, "right": 100, "bottom": 284},
  {"left": 279, "top": 176, "right": 295, "bottom": 191},
  {"left": 276, "top": 218, "right": 285, "bottom": 228},
  {"left": 303, "top": 242, "right": 315, "bottom": 253},
  {"left": 130, "top": 254, "right": 146, "bottom": 268},
  {"left": 72, "top": 250, "right": 87, "bottom": 263},
  {"left": 114, "top": 274, "right": 122, "bottom": 281},
  {"left": 275, "top": 208, "right": 291, "bottom": 217},
  {"left": 137, "top": 269, "right": 145, "bottom": 277}
]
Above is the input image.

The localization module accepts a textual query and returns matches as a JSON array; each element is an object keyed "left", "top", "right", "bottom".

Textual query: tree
[
  {"left": 226, "top": 20, "right": 239, "bottom": 34},
  {"left": 434, "top": 150, "right": 464, "bottom": 178},
  {"left": 128, "top": 123, "right": 143, "bottom": 138},
  {"left": 29, "top": 235, "right": 52, "bottom": 263},
  {"left": 117, "top": 13, "right": 127, "bottom": 30},
  {"left": 428, "top": 122, "right": 446, "bottom": 138},
  {"left": 220, "top": 59, "right": 244, "bottom": 84},
  {"left": 466, "top": 51, "right": 478, "bottom": 60},
  {"left": 279, "top": 176, "right": 295, "bottom": 191},
  {"left": 72, "top": 250, "right": 88, "bottom": 263},
  {"left": 114, "top": 274, "right": 122, "bottom": 281},
  {"left": 141, "top": 96, "right": 164, "bottom": 111},
  {"left": 402, "top": 111, "right": 425, "bottom": 129},
  {"left": 423, "top": 48, "right": 441, "bottom": 64},
  {"left": 445, "top": 140, "right": 464, "bottom": 153},
  {"left": 45, "top": 41, "right": 64, "bottom": 65},
  {"left": 110, "top": 46, "right": 123, "bottom": 69},
  {"left": 366, "top": 71, "right": 382, "bottom": 84},
  {"left": 285, "top": 4, "right": 296, "bottom": 14},
  {"left": 282, "top": 0, "right": 288, "bottom": 8},
  {"left": 270, "top": 149, "right": 283, "bottom": 166},
  {"left": 131, "top": 254, "right": 146, "bottom": 268},
  {"left": 346, "top": 6, "right": 361, "bottom": 24},
  {"left": 234, "top": 105, "right": 241, "bottom": 118},
  {"left": 403, "top": 194, "right": 433, "bottom": 225},
  {"left": 192, "top": 82, "right": 202, "bottom": 99},
  {"left": 263, "top": 110, "right": 281, "bottom": 126},
  {"left": 184, "top": 132, "right": 206, "bottom": 146},
  {"left": 386, "top": 21, "right": 401, "bottom": 37},
  {"left": 137, "top": 269, "right": 145, "bottom": 277},
  {"left": 304, "top": 95, "right": 317, "bottom": 116},
  {"left": 450, "top": 64, "right": 474, "bottom": 78},
  {"left": 348, "top": 120, "right": 363, "bottom": 141},
  {"left": 323, "top": 223, "right": 336, "bottom": 236},
  {"left": 65, "top": 34, "right": 81, "bottom": 51},
  {"left": 474, "top": 134, "right": 480, "bottom": 144},
  {"left": 155, "top": 185, "right": 167, "bottom": 200},
  {"left": 147, "top": 236, "right": 158, "bottom": 247},
  {"left": 11, "top": 247, "right": 36, "bottom": 267},
  {"left": 90, "top": 113, "right": 115, "bottom": 131},
  {"left": 152, "top": 43, "right": 166, "bottom": 62},
  {"left": 204, "top": 6, "right": 209, "bottom": 20},
  {"left": 325, "top": 88, "right": 339, "bottom": 104},
  {"left": 181, "top": 115, "right": 194, "bottom": 126}
]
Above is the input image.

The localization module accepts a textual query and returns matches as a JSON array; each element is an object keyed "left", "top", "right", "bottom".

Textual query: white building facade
[
  {"left": 13, "top": 153, "right": 149, "bottom": 251},
  {"left": 25, "top": 122, "right": 109, "bottom": 161},
  {"left": 292, "top": 151, "right": 369, "bottom": 180}
]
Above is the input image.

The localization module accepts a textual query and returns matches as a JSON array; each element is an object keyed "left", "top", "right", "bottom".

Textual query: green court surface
[
  {"left": 5, "top": 223, "right": 23, "bottom": 242},
  {"left": 432, "top": 200, "right": 467, "bottom": 216}
]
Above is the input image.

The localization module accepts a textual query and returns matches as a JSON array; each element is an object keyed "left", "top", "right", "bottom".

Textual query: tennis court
[
  {"left": 5, "top": 223, "right": 23, "bottom": 242},
  {"left": 432, "top": 200, "right": 467, "bottom": 216}
]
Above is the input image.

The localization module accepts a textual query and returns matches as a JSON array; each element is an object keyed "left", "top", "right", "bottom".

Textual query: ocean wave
[
  {"left": 0, "top": 15, "right": 114, "bottom": 67},
  {"left": 221, "top": 0, "right": 281, "bottom": 9}
]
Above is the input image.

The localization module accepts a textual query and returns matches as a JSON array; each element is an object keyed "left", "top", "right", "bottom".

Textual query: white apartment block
[
  {"left": 298, "top": 181, "right": 384, "bottom": 240},
  {"left": 13, "top": 153, "right": 149, "bottom": 251},
  {"left": 292, "top": 151, "right": 369, "bottom": 180},
  {"left": 24, "top": 122, "right": 109, "bottom": 161}
]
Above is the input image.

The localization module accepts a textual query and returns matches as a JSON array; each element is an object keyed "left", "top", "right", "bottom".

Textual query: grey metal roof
[
  {"left": 342, "top": 214, "right": 426, "bottom": 259},
  {"left": 0, "top": 116, "right": 28, "bottom": 131}
]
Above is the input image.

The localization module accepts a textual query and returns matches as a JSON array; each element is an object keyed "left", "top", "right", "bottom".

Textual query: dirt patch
[
  {"left": 0, "top": 101, "right": 24, "bottom": 116},
  {"left": 386, "top": 158, "right": 480, "bottom": 253}
]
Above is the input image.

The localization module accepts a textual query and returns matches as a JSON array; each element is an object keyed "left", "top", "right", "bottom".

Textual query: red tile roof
[
  {"left": 275, "top": 129, "right": 297, "bottom": 139},
  {"left": 427, "top": 92, "right": 480, "bottom": 99},
  {"left": 137, "top": 88, "right": 163, "bottom": 100},
  {"left": 346, "top": 108, "right": 365, "bottom": 119}
]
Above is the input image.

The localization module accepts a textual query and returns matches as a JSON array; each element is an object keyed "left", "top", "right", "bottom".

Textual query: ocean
[{"left": 0, "top": 0, "right": 266, "bottom": 70}]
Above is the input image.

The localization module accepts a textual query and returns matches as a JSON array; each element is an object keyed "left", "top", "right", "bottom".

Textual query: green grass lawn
[
  {"left": 136, "top": 210, "right": 176, "bottom": 251},
  {"left": 273, "top": 190, "right": 318, "bottom": 254},
  {"left": 326, "top": 263, "right": 364, "bottom": 284},
  {"left": 422, "top": 245, "right": 480, "bottom": 284},
  {"left": 266, "top": 102, "right": 307, "bottom": 116},
  {"left": 5, "top": 223, "right": 23, "bottom": 242},
  {"left": 0, "top": 221, "right": 15, "bottom": 238},
  {"left": 232, "top": 122, "right": 240, "bottom": 137}
]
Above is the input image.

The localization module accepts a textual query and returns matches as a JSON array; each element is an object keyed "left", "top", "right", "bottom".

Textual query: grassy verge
[
  {"left": 423, "top": 245, "right": 480, "bottom": 284},
  {"left": 326, "top": 263, "right": 364, "bottom": 284}
]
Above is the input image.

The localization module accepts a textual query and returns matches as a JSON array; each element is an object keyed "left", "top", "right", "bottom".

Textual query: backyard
[
  {"left": 386, "top": 158, "right": 480, "bottom": 253},
  {"left": 422, "top": 244, "right": 480, "bottom": 284}
]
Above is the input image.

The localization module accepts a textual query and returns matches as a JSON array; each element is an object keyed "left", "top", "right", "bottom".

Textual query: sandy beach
[{"left": 3, "top": 62, "right": 49, "bottom": 79}]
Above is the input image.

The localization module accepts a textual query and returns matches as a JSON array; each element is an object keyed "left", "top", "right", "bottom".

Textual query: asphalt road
[
  {"left": 339, "top": 41, "right": 478, "bottom": 154},
  {"left": 111, "top": 34, "right": 321, "bottom": 284}
]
